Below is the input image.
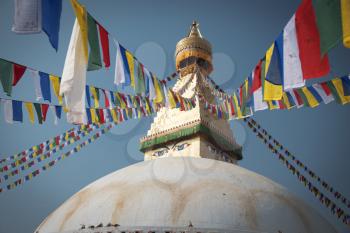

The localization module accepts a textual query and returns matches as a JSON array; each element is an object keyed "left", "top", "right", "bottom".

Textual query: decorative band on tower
[{"left": 175, "top": 21, "right": 213, "bottom": 76}]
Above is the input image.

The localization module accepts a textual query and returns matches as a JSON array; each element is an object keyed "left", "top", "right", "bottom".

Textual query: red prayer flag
[
  {"left": 295, "top": 0, "right": 330, "bottom": 79},
  {"left": 102, "top": 90, "right": 110, "bottom": 108},
  {"left": 13, "top": 63, "right": 26, "bottom": 86},
  {"left": 320, "top": 82, "right": 332, "bottom": 96},
  {"left": 98, "top": 23, "right": 111, "bottom": 68},
  {"left": 99, "top": 109, "right": 105, "bottom": 124},
  {"left": 252, "top": 60, "right": 263, "bottom": 92},
  {"left": 41, "top": 104, "right": 49, "bottom": 121}
]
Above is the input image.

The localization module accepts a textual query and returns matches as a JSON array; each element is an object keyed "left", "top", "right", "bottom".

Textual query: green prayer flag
[
  {"left": 87, "top": 13, "right": 102, "bottom": 71},
  {"left": 0, "top": 59, "right": 13, "bottom": 96},
  {"left": 136, "top": 63, "right": 145, "bottom": 95},
  {"left": 314, "top": 0, "right": 342, "bottom": 55},
  {"left": 34, "top": 103, "right": 43, "bottom": 124}
]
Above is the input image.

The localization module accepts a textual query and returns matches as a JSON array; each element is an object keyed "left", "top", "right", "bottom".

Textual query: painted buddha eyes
[
  {"left": 152, "top": 142, "right": 190, "bottom": 157},
  {"left": 174, "top": 142, "right": 190, "bottom": 151}
]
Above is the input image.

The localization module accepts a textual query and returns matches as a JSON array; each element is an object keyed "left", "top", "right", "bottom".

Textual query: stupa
[{"left": 34, "top": 22, "right": 337, "bottom": 233}]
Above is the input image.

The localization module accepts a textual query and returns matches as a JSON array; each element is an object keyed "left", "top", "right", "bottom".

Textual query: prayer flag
[
  {"left": 39, "top": 72, "right": 51, "bottom": 102},
  {"left": 341, "top": 0, "right": 350, "bottom": 48},
  {"left": 12, "top": 0, "right": 41, "bottom": 34},
  {"left": 291, "top": 89, "right": 304, "bottom": 108},
  {"left": 329, "top": 78, "right": 350, "bottom": 104},
  {"left": 13, "top": 63, "right": 26, "bottom": 86},
  {"left": 33, "top": 103, "right": 43, "bottom": 124},
  {"left": 153, "top": 74, "right": 164, "bottom": 104},
  {"left": 87, "top": 13, "right": 102, "bottom": 71},
  {"left": 252, "top": 60, "right": 268, "bottom": 111},
  {"left": 98, "top": 23, "right": 110, "bottom": 68},
  {"left": 42, "top": 0, "right": 62, "bottom": 51},
  {"left": 60, "top": 19, "right": 87, "bottom": 124},
  {"left": 90, "top": 87, "right": 99, "bottom": 108},
  {"left": 85, "top": 85, "right": 91, "bottom": 107},
  {"left": 12, "top": 100, "right": 23, "bottom": 122},
  {"left": 113, "top": 40, "right": 126, "bottom": 85},
  {"left": 313, "top": 83, "right": 334, "bottom": 104},
  {"left": 25, "top": 102, "right": 35, "bottom": 124},
  {"left": 125, "top": 50, "right": 135, "bottom": 88},
  {"left": 32, "top": 70, "right": 43, "bottom": 100},
  {"left": 283, "top": 14, "right": 305, "bottom": 90},
  {"left": 313, "top": 0, "right": 342, "bottom": 55},
  {"left": 50, "top": 75, "right": 62, "bottom": 104},
  {"left": 295, "top": 0, "right": 330, "bottom": 79},
  {"left": 264, "top": 43, "right": 283, "bottom": 100},
  {"left": 299, "top": 87, "right": 320, "bottom": 108},
  {"left": 0, "top": 59, "right": 14, "bottom": 96},
  {"left": 41, "top": 104, "right": 49, "bottom": 121},
  {"left": 4, "top": 100, "right": 13, "bottom": 123},
  {"left": 341, "top": 76, "right": 350, "bottom": 96},
  {"left": 70, "top": 0, "right": 88, "bottom": 62}
]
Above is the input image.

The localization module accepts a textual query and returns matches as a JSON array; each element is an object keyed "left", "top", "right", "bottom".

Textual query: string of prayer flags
[
  {"left": 247, "top": 117, "right": 350, "bottom": 210},
  {"left": 342, "top": 0, "right": 350, "bottom": 48},
  {"left": 0, "top": 98, "right": 63, "bottom": 125},
  {"left": 244, "top": 118, "right": 350, "bottom": 226},
  {"left": 12, "top": 0, "right": 62, "bottom": 51},
  {"left": 0, "top": 124, "right": 113, "bottom": 193},
  {"left": 0, "top": 126, "right": 79, "bottom": 166},
  {"left": 0, "top": 124, "right": 98, "bottom": 182}
]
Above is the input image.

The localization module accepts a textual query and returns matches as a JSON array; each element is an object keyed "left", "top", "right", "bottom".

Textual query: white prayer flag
[
  {"left": 283, "top": 14, "right": 305, "bottom": 90},
  {"left": 113, "top": 39, "right": 126, "bottom": 85},
  {"left": 60, "top": 19, "right": 87, "bottom": 124}
]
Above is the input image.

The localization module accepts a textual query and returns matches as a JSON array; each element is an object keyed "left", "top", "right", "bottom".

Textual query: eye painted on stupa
[
  {"left": 174, "top": 142, "right": 190, "bottom": 151},
  {"left": 152, "top": 147, "right": 169, "bottom": 157}
]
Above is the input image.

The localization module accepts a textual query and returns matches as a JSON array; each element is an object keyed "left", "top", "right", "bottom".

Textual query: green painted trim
[{"left": 140, "top": 124, "right": 242, "bottom": 160}]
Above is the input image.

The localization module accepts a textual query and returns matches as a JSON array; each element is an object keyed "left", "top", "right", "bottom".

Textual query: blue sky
[{"left": 0, "top": 0, "right": 350, "bottom": 232}]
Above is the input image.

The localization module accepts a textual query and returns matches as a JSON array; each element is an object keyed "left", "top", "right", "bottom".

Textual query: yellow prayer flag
[
  {"left": 332, "top": 78, "right": 350, "bottom": 104},
  {"left": 70, "top": 0, "right": 88, "bottom": 62},
  {"left": 264, "top": 81, "right": 283, "bottom": 101},
  {"left": 233, "top": 93, "right": 243, "bottom": 119},
  {"left": 153, "top": 76, "right": 164, "bottom": 104},
  {"left": 111, "top": 109, "right": 118, "bottom": 123},
  {"left": 25, "top": 102, "right": 35, "bottom": 124},
  {"left": 90, "top": 87, "right": 99, "bottom": 108},
  {"left": 90, "top": 108, "right": 97, "bottom": 123},
  {"left": 301, "top": 87, "right": 319, "bottom": 108},
  {"left": 125, "top": 50, "right": 135, "bottom": 88},
  {"left": 168, "top": 91, "right": 177, "bottom": 109},
  {"left": 50, "top": 75, "right": 63, "bottom": 104},
  {"left": 341, "top": 0, "right": 350, "bottom": 48},
  {"left": 265, "top": 43, "right": 274, "bottom": 77}
]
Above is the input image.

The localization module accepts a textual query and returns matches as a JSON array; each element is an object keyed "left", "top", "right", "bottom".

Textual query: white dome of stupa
[{"left": 35, "top": 157, "right": 337, "bottom": 233}]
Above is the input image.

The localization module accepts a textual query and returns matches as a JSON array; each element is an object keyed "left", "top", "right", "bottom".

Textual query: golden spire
[{"left": 175, "top": 21, "right": 213, "bottom": 76}]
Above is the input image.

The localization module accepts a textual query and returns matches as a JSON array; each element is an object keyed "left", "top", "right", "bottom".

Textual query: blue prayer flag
[
  {"left": 42, "top": 0, "right": 62, "bottom": 51},
  {"left": 12, "top": 100, "right": 23, "bottom": 122},
  {"left": 39, "top": 72, "right": 51, "bottom": 102},
  {"left": 341, "top": 76, "right": 350, "bottom": 96}
]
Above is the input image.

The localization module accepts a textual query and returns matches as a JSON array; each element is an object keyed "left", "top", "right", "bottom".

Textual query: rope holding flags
[
  {"left": 0, "top": 124, "right": 113, "bottom": 193},
  {"left": 0, "top": 124, "right": 100, "bottom": 183},
  {"left": 243, "top": 117, "right": 350, "bottom": 226},
  {"left": 245, "top": 117, "right": 350, "bottom": 209}
]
